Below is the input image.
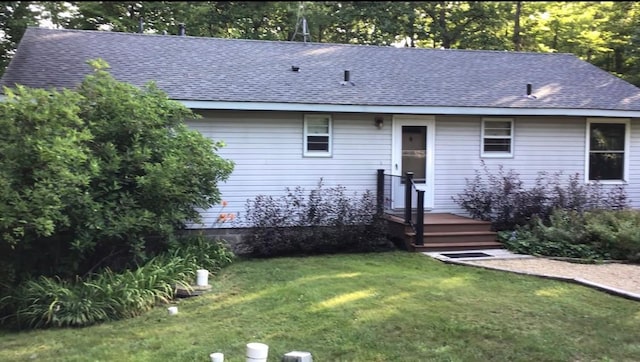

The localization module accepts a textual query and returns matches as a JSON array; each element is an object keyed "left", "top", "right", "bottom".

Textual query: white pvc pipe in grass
[
  {"left": 246, "top": 342, "right": 269, "bottom": 362},
  {"left": 209, "top": 352, "right": 224, "bottom": 362},
  {"left": 196, "top": 269, "right": 209, "bottom": 286}
]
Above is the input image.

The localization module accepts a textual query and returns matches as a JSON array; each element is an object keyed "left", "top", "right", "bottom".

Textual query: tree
[
  {"left": 0, "top": 1, "right": 38, "bottom": 76},
  {"left": 0, "top": 59, "right": 234, "bottom": 282}
]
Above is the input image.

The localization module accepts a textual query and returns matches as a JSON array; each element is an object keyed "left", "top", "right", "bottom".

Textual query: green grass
[{"left": 1, "top": 251, "right": 639, "bottom": 361}]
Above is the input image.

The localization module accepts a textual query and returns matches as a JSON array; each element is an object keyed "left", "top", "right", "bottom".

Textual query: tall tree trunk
[
  {"left": 513, "top": 1, "right": 522, "bottom": 51},
  {"left": 438, "top": 2, "right": 451, "bottom": 49},
  {"left": 614, "top": 48, "right": 624, "bottom": 73},
  {"left": 408, "top": 2, "right": 416, "bottom": 48}
]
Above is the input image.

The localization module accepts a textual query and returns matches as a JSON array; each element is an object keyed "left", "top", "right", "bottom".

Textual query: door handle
[{"left": 395, "top": 163, "right": 398, "bottom": 170}]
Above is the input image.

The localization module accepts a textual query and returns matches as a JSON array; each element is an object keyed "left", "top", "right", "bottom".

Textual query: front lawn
[{"left": 1, "top": 251, "right": 638, "bottom": 361}]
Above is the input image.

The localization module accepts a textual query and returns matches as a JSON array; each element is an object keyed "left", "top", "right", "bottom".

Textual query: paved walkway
[{"left": 423, "top": 249, "right": 640, "bottom": 302}]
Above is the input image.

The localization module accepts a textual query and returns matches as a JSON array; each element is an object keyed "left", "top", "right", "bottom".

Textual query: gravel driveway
[
  {"left": 425, "top": 250, "right": 640, "bottom": 301},
  {"left": 466, "top": 257, "right": 640, "bottom": 296}
]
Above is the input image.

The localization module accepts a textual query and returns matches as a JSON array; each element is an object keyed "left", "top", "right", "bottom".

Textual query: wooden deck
[{"left": 384, "top": 213, "right": 503, "bottom": 252}]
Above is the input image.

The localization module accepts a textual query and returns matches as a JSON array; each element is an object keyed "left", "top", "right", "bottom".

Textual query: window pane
[
  {"left": 590, "top": 123, "right": 625, "bottom": 151},
  {"left": 307, "top": 136, "right": 329, "bottom": 151},
  {"left": 307, "top": 125, "right": 329, "bottom": 134},
  {"left": 485, "top": 121, "right": 511, "bottom": 129},
  {"left": 485, "top": 129, "right": 511, "bottom": 136},
  {"left": 401, "top": 126, "right": 426, "bottom": 183},
  {"left": 485, "top": 121, "right": 512, "bottom": 136},
  {"left": 483, "top": 138, "right": 511, "bottom": 152},
  {"left": 307, "top": 119, "right": 329, "bottom": 134},
  {"left": 589, "top": 152, "right": 624, "bottom": 180}
]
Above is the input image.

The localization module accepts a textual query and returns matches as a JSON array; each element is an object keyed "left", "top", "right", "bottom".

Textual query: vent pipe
[
  {"left": 526, "top": 83, "right": 532, "bottom": 95},
  {"left": 344, "top": 70, "right": 350, "bottom": 82},
  {"left": 178, "top": 23, "right": 186, "bottom": 36},
  {"left": 138, "top": 17, "right": 144, "bottom": 33}
]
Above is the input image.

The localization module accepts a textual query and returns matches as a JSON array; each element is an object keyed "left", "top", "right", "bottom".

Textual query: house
[{"left": 3, "top": 27, "right": 640, "bottom": 250}]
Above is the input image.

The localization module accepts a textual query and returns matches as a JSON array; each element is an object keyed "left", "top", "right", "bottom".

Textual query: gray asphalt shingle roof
[{"left": 3, "top": 27, "right": 640, "bottom": 111}]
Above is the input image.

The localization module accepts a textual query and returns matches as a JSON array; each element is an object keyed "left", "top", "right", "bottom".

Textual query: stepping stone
[{"left": 175, "top": 284, "right": 212, "bottom": 298}]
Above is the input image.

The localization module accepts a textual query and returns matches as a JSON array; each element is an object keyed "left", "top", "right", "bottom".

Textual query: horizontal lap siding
[
  {"left": 187, "top": 110, "right": 391, "bottom": 227},
  {"left": 628, "top": 119, "right": 640, "bottom": 208},
  {"left": 183, "top": 111, "right": 639, "bottom": 226},
  {"left": 434, "top": 116, "right": 586, "bottom": 213}
]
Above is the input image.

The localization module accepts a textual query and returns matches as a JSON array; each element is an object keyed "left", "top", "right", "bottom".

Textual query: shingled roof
[{"left": 3, "top": 27, "right": 640, "bottom": 115}]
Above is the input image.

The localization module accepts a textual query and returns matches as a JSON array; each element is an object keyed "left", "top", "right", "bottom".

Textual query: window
[
  {"left": 304, "top": 114, "right": 332, "bottom": 157},
  {"left": 586, "top": 118, "right": 629, "bottom": 182},
  {"left": 481, "top": 118, "right": 513, "bottom": 157}
]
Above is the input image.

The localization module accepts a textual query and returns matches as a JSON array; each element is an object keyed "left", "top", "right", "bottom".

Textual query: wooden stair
[{"left": 385, "top": 213, "right": 503, "bottom": 252}]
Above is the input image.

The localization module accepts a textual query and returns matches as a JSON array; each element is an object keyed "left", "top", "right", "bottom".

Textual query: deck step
[
  {"left": 422, "top": 223, "right": 493, "bottom": 233},
  {"left": 406, "top": 231, "right": 498, "bottom": 244},
  {"left": 385, "top": 212, "right": 502, "bottom": 252},
  {"left": 411, "top": 241, "right": 504, "bottom": 252}
]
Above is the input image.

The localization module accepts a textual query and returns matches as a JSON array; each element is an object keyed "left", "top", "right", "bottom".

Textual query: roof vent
[
  {"left": 138, "top": 17, "right": 144, "bottom": 33},
  {"left": 524, "top": 83, "right": 537, "bottom": 99},
  {"left": 340, "top": 70, "right": 355, "bottom": 86},
  {"left": 178, "top": 23, "right": 186, "bottom": 36}
]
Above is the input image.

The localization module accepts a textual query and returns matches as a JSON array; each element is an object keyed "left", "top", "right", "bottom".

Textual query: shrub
[
  {"left": 500, "top": 209, "right": 607, "bottom": 260},
  {"left": 453, "top": 161, "right": 628, "bottom": 230},
  {"left": 501, "top": 209, "right": 640, "bottom": 261},
  {"left": 0, "top": 59, "right": 233, "bottom": 281},
  {"left": 169, "top": 233, "right": 235, "bottom": 273},
  {"left": 242, "top": 180, "right": 393, "bottom": 257},
  {"left": 584, "top": 210, "right": 640, "bottom": 262}
]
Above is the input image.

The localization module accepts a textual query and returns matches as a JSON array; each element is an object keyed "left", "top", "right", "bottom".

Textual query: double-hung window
[
  {"left": 481, "top": 118, "right": 514, "bottom": 157},
  {"left": 586, "top": 118, "right": 629, "bottom": 182},
  {"left": 304, "top": 114, "right": 332, "bottom": 157}
]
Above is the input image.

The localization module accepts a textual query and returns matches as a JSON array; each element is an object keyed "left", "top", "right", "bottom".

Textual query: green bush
[
  {"left": 584, "top": 210, "right": 640, "bottom": 262},
  {"left": 242, "top": 180, "right": 393, "bottom": 257},
  {"left": 502, "top": 209, "right": 640, "bottom": 261},
  {"left": 453, "top": 162, "right": 627, "bottom": 230},
  {"left": 0, "top": 59, "right": 233, "bottom": 281},
  {"left": 169, "top": 233, "right": 235, "bottom": 273}
]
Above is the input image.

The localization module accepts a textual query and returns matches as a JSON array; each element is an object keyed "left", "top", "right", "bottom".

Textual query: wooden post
[
  {"left": 415, "top": 190, "right": 425, "bottom": 246},
  {"left": 376, "top": 169, "right": 384, "bottom": 216},
  {"left": 404, "top": 172, "right": 413, "bottom": 224}
]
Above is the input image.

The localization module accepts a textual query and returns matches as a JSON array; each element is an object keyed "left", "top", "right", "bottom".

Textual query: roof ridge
[{"left": 25, "top": 26, "right": 575, "bottom": 57}]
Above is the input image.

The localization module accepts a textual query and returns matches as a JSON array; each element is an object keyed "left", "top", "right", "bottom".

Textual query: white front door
[{"left": 391, "top": 115, "right": 435, "bottom": 209}]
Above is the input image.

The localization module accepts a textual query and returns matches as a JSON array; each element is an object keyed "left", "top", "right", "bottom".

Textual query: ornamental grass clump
[{"left": 1, "top": 236, "right": 234, "bottom": 329}]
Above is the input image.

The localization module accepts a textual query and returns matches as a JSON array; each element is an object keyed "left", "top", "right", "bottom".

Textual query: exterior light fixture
[{"left": 375, "top": 116, "right": 384, "bottom": 129}]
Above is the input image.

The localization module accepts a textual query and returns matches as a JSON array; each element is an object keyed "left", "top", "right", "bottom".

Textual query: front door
[{"left": 391, "top": 115, "right": 435, "bottom": 209}]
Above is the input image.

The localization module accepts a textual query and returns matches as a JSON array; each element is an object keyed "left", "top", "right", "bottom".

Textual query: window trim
[
  {"left": 481, "top": 118, "right": 514, "bottom": 158},
  {"left": 303, "top": 114, "right": 332, "bottom": 157},
  {"left": 585, "top": 118, "right": 630, "bottom": 184}
]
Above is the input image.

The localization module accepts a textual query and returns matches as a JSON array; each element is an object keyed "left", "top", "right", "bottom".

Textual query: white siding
[
  {"left": 434, "top": 115, "right": 588, "bottom": 213},
  {"left": 187, "top": 110, "right": 391, "bottom": 227},
  {"left": 628, "top": 119, "right": 640, "bottom": 208},
  {"left": 185, "top": 110, "right": 640, "bottom": 227}
]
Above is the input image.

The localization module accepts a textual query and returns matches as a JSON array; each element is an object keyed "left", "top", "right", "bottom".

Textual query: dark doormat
[{"left": 440, "top": 252, "right": 492, "bottom": 259}]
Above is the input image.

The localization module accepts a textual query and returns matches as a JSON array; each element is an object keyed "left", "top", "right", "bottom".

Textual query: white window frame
[
  {"left": 585, "top": 118, "right": 630, "bottom": 184},
  {"left": 481, "top": 118, "right": 514, "bottom": 158},
  {"left": 303, "top": 114, "right": 332, "bottom": 157}
]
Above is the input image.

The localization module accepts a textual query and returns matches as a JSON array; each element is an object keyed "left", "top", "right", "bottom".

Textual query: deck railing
[{"left": 376, "top": 169, "right": 424, "bottom": 246}]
